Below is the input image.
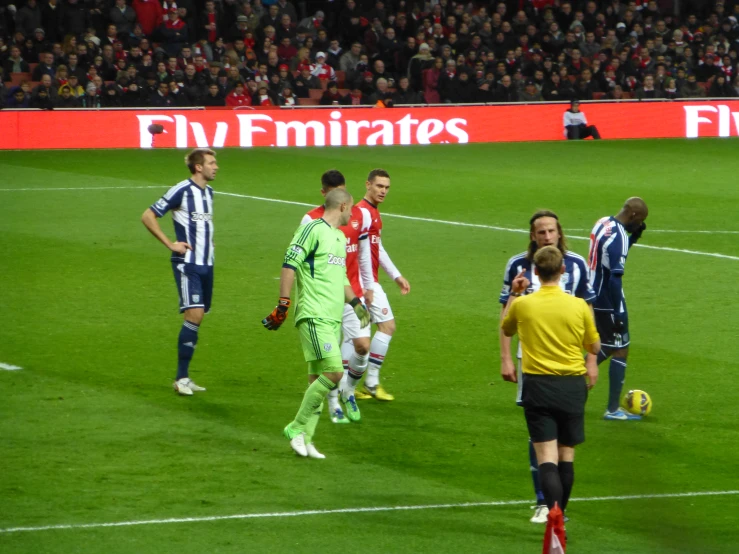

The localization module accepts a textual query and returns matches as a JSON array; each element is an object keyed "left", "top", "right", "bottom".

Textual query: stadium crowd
[{"left": 1, "top": 0, "right": 738, "bottom": 108}]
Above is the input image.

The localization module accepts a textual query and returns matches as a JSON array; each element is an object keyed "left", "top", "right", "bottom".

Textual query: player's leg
[
  {"left": 588, "top": 125, "right": 601, "bottom": 139},
  {"left": 532, "top": 439, "right": 562, "bottom": 511},
  {"left": 557, "top": 446, "right": 575, "bottom": 515},
  {"left": 519, "top": 361, "right": 547, "bottom": 522},
  {"left": 595, "top": 310, "right": 639, "bottom": 420},
  {"left": 172, "top": 263, "right": 206, "bottom": 396},
  {"left": 285, "top": 319, "right": 343, "bottom": 457},
  {"left": 333, "top": 305, "right": 370, "bottom": 421},
  {"left": 361, "top": 284, "right": 395, "bottom": 401}
]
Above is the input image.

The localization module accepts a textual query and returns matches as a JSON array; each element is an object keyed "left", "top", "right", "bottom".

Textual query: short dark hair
[
  {"left": 320, "top": 169, "right": 345, "bottom": 190},
  {"left": 185, "top": 148, "right": 216, "bottom": 174},
  {"left": 367, "top": 168, "right": 390, "bottom": 182}
]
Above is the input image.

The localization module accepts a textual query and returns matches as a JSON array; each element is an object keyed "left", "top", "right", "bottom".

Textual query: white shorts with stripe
[
  {"left": 342, "top": 302, "right": 371, "bottom": 341},
  {"left": 368, "top": 283, "right": 395, "bottom": 324}
]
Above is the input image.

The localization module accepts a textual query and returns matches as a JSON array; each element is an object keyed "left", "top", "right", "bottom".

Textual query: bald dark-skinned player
[{"left": 587, "top": 197, "right": 649, "bottom": 420}]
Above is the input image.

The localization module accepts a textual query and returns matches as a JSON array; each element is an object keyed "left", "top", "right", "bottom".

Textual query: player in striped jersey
[
  {"left": 587, "top": 197, "right": 648, "bottom": 421},
  {"left": 300, "top": 170, "right": 373, "bottom": 424},
  {"left": 142, "top": 148, "right": 217, "bottom": 396},
  {"left": 499, "top": 210, "right": 596, "bottom": 524}
]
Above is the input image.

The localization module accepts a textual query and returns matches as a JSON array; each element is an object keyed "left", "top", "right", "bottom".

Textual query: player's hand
[
  {"left": 511, "top": 270, "right": 530, "bottom": 294},
  {"left": 501, "top": 358, "right": 517, "bottom": 383},
  {"left": 629, "top": 222, "right": 646, "bottom": 246},
  {"left": 363, "top": 289, "right": 374, "bottom": 306},
  {"left": 263, "top": 297, "right": 290, "bottom": 330},
  {"left": 395, "top": 276, "right": 411, "bottom": 295},
  {"left": 170, "top": 241, "right": 192, "bottom": 255},
  {"left": 585, "top": 355, "right": 598, "bottom": 390},
  {"left": 350, "top": 297, "right": 371, "bottom": 327}
]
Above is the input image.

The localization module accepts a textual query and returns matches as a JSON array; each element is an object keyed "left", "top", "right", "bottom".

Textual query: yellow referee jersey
[{"left": 501, "top": 286, "right": 599, "bottom": 376}]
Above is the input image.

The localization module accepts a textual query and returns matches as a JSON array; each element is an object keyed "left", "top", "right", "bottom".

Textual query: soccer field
[{"left": 1, "top": 140, "right": 738, "bottom": 554}]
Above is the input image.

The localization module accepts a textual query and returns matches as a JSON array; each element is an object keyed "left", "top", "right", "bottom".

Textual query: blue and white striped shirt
[
  {"left": 587, "top": 216, "right": 629, "bottom": 313},
  {"left": 151, "top": 179, "right": 215, "bottom": 266}
]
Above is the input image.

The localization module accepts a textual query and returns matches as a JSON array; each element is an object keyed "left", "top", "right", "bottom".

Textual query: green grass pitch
[{"left": 1, "top": 139, "right": 738, "bottom": 553}]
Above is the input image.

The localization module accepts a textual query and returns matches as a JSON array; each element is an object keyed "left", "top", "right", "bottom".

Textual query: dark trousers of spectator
[{"left": 566, "top": 124, "right": 601, "bottom": 140}]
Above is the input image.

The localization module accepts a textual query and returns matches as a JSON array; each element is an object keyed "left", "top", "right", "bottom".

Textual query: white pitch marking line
[
  {"left": 0, "top": 362, "right": 22, "bottom": 371},
  {"left": 1, "top": 490, "right": 737, "bottom": 534},
  {"left": 216, "top": 191, "right": 739, "bottom": 262},
  {"left": 0, "top": 186, "right": 735, "bottom": 261}
]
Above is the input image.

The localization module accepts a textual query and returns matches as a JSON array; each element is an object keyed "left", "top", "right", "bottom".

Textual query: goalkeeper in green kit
[{"left": 263, "top": 188, "right": 371, "bottom": 459}]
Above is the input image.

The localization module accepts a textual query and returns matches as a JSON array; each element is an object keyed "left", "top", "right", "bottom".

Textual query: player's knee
[
  {"left": 353, "top": 338, "right": 370, "bottom": 356},
  {"left": 377, "top": 319, "right": 396, "bottom": 336},
  {"left": 612, "top": 347, "right": 628, "bottom": 360},
  {"left": 185, "top": 308, "right": 204, "bottom": 325}
]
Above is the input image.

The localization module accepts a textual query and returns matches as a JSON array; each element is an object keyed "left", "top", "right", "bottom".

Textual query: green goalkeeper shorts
[{"left": 298, "top": 318, "right": 342, "bottom": 374}]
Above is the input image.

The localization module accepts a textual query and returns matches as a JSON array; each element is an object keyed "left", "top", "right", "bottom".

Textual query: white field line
[
  {"left": 1, "top": 490, "right": 737, "bottom": 534},
  {"left": 1, "top": 186, "right": 736, "bottom": 261},
  {"left": 0, "top": 362, "right": 23, "bottom": 371}
]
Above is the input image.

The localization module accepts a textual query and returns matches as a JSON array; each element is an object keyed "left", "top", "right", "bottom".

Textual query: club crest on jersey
[
  {"left": 323, "top": 343, "right": 332, "bottom": 352},
  {"left": 382, "top": 308, "right": 388, "bottom": 315},
  {"left": 327, "top": 253, "right": 346, "bottom": 266},
  {"left": 350, "top": 219, "right": 359, "bottom": 230}
]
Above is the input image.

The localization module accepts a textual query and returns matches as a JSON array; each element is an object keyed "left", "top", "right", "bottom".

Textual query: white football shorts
[
  {"left": 368, "top": 283, "right": 395, "bottom": 324},
  {"left": 342, "top": 302, "right": 371, "bottom": 340}
]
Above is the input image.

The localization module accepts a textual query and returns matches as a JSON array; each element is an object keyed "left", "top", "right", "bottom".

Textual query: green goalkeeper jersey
[{"left": 284, "top": 218, "right": 350, "bottom": 325}]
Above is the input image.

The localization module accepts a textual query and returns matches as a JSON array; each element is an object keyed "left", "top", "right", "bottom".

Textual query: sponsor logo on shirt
[
  {"left": 191, "top": 212, "right": 213, "bottom": 221},
  {"left": 327, "top": 253, "right": 346, "bottom": 266}
]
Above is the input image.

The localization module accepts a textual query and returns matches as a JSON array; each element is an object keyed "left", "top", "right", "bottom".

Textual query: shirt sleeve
[
  {"left": 582, "top": 301, "right": 600, "bottom": 348},
  {"left": 299, "top": 213, "right": 313, "bottom": 225},
  {"left": 499, "top": 257, "right": 516, "bottom": 305},
  {"left": 574, "top": 257, "right": 596, "bottom": 304},
  {"left": 150, "top": 184, "right": 186, "bottom": 217},
  {"left": 500, "top": 299, "right": 519, "bottom": 337},
  {"left": 606, "top": 229, "right": 628, "bottom": 275},
  {"left": 283, "top": 223, "right": 317, "bottom": 270},
  {"left": 378, "top": 238, "right": 402, "bottom": 280}
]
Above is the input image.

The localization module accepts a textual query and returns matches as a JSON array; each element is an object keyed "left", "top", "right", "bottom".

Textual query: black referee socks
[{"left": 538, "top": 462, "right": 563, "bottom": 511}]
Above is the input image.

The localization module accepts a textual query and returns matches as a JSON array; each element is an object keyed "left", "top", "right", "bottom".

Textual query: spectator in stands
[
  {"left": 3, "top": 46, "right": 31, "bottom": 78},
  {"left": 42, "top": 0, "right": 64, "bottom": 43},
  {"left": 132, "top": 0, "right": 163, "bottom": 37},
  {"left": 408, "top": 42, "right": 433, "bottom": 92},
  {"left": 159, "top": 6, "right": 188, "bottom": 57},
  {"left": 299, "top": 10, "right": 325, "bottom": 39},
  {"left": 734, "top": 75, "right": 739, "bottom": 97},
  {"left": 392, "top": 76, "right": 421, "bottom": 105},
  {"left": 697, "top": 54, "right": 723, "bottom": 82},
  {"left": 64, "top": 73, "right": 84, "bottom": 96},
  {"left": 680, "top": 73, "right": 706, "bottom": 98},
  {"left": 82, "top": 81, "right": 101, "bottom": 107},
  {"left": 169, "top": 79, "right": 191, "bottom": 106},
  {"left": 446, "top": 69, "right": 476, "bottom": 104},
  {"left": 663, "top": 78, "right": 680, "bottom": 100},
  {"left": 225, "top": 80, "right": 250, "bottom": 106},
  {"left": 495, "top": 74, "right": 518, "bottom": 102},
  {"left": 7, "top": 86, "right": 31, "bottom": 107},
  {"left": 292, "top": 64, "right": 319, "bottom": 97},
  {"left": 606, "top": 84, "right": 625, "bottom": 100},
  {"left": 311, "top": 51, "right": 336, "bottom": 81},
  {"left": 368, "top": 76, "right": 392, "bottom": 106},
  {"left": 16, "top": 0, "right": 42, "bottom": 38},
  {"left": 100, "top": 82, "right": 122, "bottom": 107},
  {"left": 29, "top": 84, "right": 52, "bottom": 108},
  {"left": 340, "top": 85, "right": 367, "bottom": 105},
  {"left": 62, "top": 0, "right": 88, "bottom": 38},
  {"left": 422, "top": 57, "right": 442, "bottom": 104},
  {"left": 32, "top": 51, "right": 55, "bottom": 80},
  {"left": 278, "top": 37, "right": 297, "bottom": 62},
  {"left": 520, "top": 79, "right": 543, "bottom": 102},
  {"left": 320, "top": 80, "right": 342, "bottom": 105},
  {"left": 109, "top": 0, "right": 137, "bottom": 36},
  {"left": 202, "top": 82, "right": 225, "bottom": 106},
  {"left": 636, "top": 74, "right": 663, "bottom": 99},
  {"left": 55, "top": 84, "right": 79, "bottom": 107},
  {"left": 278, "top": 85, "right": 298, "bottom": 106},
  {"left": 53, "top": 63, "right": 68, "bottom": 86},
  {"left": 708, "top": 74, "right": 737, "bottom": 97},
  {"left": 149, "top": 78, "right": 174, "bottom": 106}
]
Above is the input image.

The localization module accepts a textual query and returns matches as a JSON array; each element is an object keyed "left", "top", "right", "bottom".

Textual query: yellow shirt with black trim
[{"left": 501, "top": 285, "right": 599, "bottom": 376}]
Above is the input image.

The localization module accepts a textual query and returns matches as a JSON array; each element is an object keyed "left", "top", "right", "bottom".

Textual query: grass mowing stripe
[
  {"left": 1, "top": 186, "right": 736, "bottom": 260},
  {"left": 2, "top": 490, "right": 737, "bottom": 534}
]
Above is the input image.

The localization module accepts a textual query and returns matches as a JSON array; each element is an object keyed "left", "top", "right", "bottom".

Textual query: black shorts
[
  {"left": 172, "top": 262, "right": 214, "bottom": 314},
  {"left": 522, "top": 374, "right": 588, "bottom": 447},
  {"left": 595, "top": 309, "right": 630, "bottom": 349}
]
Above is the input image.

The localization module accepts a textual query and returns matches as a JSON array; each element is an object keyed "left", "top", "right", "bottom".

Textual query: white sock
[
  {"left": 365, "top": 332, "right": 392, "bottom": 388},
  {"left": 343, "top": 351, "right": 369, "bottom": 399},
  {"left": 327, "top": 388, "right": 340, "bottom": 413}
]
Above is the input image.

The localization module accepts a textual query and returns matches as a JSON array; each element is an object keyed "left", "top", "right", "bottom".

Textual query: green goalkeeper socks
[
  {"left": 287, "top": 375, "right": 335, "bottom": 434},
  {"left": 304, "top": 402, "right": 324, "bottom": 444}
]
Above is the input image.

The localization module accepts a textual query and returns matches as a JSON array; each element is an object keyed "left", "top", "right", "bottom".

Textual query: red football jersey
[
  {"left": 358, "top": 198, "right": 382, "bottom": 283},
  {"left": 301, "top": 204, "right": 370, "bottom": 297}
]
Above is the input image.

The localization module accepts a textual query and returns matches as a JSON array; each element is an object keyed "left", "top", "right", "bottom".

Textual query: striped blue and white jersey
[
  {"left": 150, "top": 179, "right": 214, "bottom": 266},
  {"left": 587, "top": 216, "right": 629, "bottom": 313},
  {"left": 499, "top": 250, "right": 595, "bottom": 306}
]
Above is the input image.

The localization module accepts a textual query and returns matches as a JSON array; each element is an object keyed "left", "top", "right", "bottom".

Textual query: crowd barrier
[{"left": 2, "top": 100, "right": 739, "bottom": 149}]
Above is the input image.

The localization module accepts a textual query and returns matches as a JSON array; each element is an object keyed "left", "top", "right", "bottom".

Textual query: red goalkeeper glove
[{"left": 263, "top": 297, "right": 290, "bottom": 330}]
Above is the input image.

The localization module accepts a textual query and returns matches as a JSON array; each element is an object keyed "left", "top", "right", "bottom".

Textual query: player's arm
[
  {"left": 378, "top": 238, "right": 410, "bottom": 294},
  {"left": 500, "top": 270, "right": 529, "bottom": 382},
  {"left": 359, "top": 208, "right": 375, "bottom": 304},
  {"left": 582, "top": 303, "right": 601, "bottom": 388},
  {"left": 263, "top": 227, "right": 312, "bottom": 330},
  {"left": 141, "top": 207, "right": 191, "bottom": 255}
]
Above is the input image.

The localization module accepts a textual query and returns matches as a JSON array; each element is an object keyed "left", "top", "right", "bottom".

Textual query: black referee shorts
[{"left": 522, "top": 374, "right": 588, "bottom": 447}]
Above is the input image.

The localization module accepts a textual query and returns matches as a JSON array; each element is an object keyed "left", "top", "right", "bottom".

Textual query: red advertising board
[{"left": 2, "top": 101, "right": 739, "bottom": 149}]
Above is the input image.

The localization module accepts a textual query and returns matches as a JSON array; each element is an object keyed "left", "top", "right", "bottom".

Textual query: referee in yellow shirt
[{"left": 501, "top": 246, "right": 600, "bottom": 519}]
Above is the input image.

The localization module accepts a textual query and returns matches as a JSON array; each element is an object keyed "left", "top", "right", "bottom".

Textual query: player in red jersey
[
  {"left": 300, "top": 170, "right": 373, "bottom": 424},
  {"left": 354, "top": 168, "right": 411, "bottom": 402}
]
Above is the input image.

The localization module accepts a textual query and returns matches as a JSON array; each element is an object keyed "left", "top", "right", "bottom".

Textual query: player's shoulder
[
  {"left": 504, "top": 251, "right": 529, "bottom": 269},
  {"left": 564, "top": 251, "right": 587, "bottom": 266},
  {"left": 164, "top": 178, "right": 193, "bottom": 199}
]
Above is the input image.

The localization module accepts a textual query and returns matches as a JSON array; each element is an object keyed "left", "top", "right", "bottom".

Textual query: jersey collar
[{"left": 361, "top": 197, "right": 377, "bottom": 209}]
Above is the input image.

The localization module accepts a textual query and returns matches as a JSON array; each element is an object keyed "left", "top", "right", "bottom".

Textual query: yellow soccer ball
[{"left": 623, "top": 389, "right": 652, "bottom": 416}]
